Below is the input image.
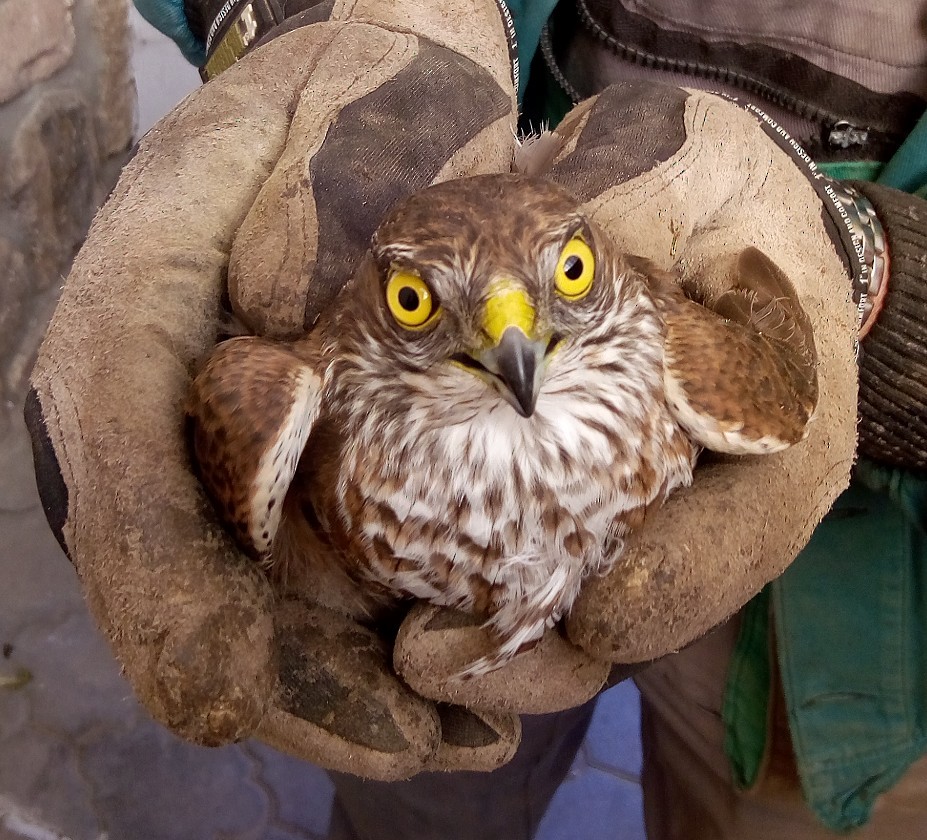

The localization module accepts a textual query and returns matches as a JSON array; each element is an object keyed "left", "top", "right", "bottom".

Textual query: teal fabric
[
  {"left": 504, "top": 0, "right": 559, "bottom": 102},
  {"left": 724, "top": 466, "right": 927, "bottom": 832},
  {"left": 723, "top": 587, "right": 772, "bottom": 789},
  {"left": 132, "top": 0, "right": 205, "bottom": 65},
  {"left": 855, "top": 461, "right": 927, "bottom": 527},
  {"left": 818, "top": 161, "right": 883, "bottom": 182},
  {"left": 773, "top": 473, "right": 927, "bottom": 830},
  {"left": 877, "top": 110, "right": 927, "bottom": 194}
]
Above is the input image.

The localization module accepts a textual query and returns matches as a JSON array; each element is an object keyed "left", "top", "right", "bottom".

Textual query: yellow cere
[
  {"left": 554, "top": 236, "right": 595, "bottom": 300},
  {"left": 386, "top": 271, "right": 438, "bottom": 329},
  {"left": 483, "top": 284, "right": 537, "bottom": 345}
]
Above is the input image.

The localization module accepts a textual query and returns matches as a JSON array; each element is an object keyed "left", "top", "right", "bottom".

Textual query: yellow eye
[
  {"left": 554, "top": 236, "right": 595, "bottom": 300},
  {"left": 386, "top": 271, "right": 439, "bottom": 329}
]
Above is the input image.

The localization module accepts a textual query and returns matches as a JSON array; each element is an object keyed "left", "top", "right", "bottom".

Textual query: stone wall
[{"left": 0, "top": 0, "right": 134, "bottom": 440}]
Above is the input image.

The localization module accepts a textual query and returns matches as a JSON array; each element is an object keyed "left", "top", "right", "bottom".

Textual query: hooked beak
[
  {"left": 456, "top": 284, "right": 551, "bottom": 417},
  {"left": 478, "top": 327, "right": 547, "bottom": 417}
]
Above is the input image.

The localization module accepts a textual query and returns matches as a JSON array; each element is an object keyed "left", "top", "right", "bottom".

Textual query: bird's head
[{"left": 333, "top": 174, "right": 650, "bottom": 423}]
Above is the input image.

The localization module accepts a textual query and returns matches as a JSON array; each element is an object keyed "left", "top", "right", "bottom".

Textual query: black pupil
[
  {"left": 563, "top": 255, "right": 584, "bottom": 280},
  {"left": 398, "top": 287, "right": 420, "bottom": 311}
]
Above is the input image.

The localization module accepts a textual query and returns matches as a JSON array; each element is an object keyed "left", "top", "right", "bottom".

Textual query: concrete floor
[{"left": 0, "top": 12, "right": 647, "bottom": 839}]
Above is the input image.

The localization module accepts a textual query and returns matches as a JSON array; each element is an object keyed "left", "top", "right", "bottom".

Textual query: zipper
[{"left": 551, "top": 0, "right": 877, "bottom": 150}]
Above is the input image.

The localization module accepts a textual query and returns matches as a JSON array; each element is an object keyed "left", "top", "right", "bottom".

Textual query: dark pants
[{"left": 327, "top": 701, "right": 597, "bottom": 840}]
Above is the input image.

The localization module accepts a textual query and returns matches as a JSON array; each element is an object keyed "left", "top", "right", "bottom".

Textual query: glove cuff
[
  {"left": 185, "top": 0, "right": 328, "bottom": 80},
  {"left": 848, "top": 180, "right": 927, "bottom": 471}
]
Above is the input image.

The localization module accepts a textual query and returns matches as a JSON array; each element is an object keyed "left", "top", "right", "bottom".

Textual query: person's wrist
[
  {"left": 186, "top": 0, "right": 328, "bottom": 80},
  {"left": 846, "top": 181, "right": 927, "bottom": 471},
  {"left": 185, "top": 0, "right": 279, "bottom": 79}
]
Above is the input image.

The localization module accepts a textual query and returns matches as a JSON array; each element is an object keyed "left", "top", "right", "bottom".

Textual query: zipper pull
[{"left": 828, "top": 121, "right": 870, "bottom": 149}]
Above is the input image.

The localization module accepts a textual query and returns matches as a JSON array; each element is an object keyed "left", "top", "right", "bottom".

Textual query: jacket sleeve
[{"left": 851, "top": 182, "right": 927, "bottom": 472}]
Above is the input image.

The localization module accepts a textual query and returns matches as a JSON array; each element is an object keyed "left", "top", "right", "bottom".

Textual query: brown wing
[
  {"left": 647, "top": 247, "right": 819, "bottom": 455},
  {"left": 186, "top": 336, "right": 325, "bottom": 559}
]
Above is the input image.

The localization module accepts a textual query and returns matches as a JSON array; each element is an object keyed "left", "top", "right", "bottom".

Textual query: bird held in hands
[{"left": 187, "top": 174, "right": 818, "bottom": 677}]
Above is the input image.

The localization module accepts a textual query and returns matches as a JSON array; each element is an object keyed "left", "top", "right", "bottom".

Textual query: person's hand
[
  {"left": 26, "top": 3, "right": 551, "bottom": 780},
  {"left": 543, "top": 87, "right": 926, "bottom": 664},
  {"left": 27, "top": 3, "right": 867, "bottom": 780},
  {"left": 542, "top": 85, "right": 861, "bottom": 662}
]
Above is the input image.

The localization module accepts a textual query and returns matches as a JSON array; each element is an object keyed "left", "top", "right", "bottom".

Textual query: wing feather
[
  {"left": 649, "top": 248, "right": 819, "bottom": 455},
  {"left": 187, "top": 336, "right": 325, "bottom": 558}
]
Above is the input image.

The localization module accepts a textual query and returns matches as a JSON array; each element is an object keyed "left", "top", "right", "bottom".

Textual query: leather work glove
[
  {"left": 27, "top": 1, "right": 530, "bottom": 781},
  {"left": 539, "top": 88, "right": 927, "bottom": 665},
  {"left": 29, "top": 0, "right": 923, "bottom": 780}
]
